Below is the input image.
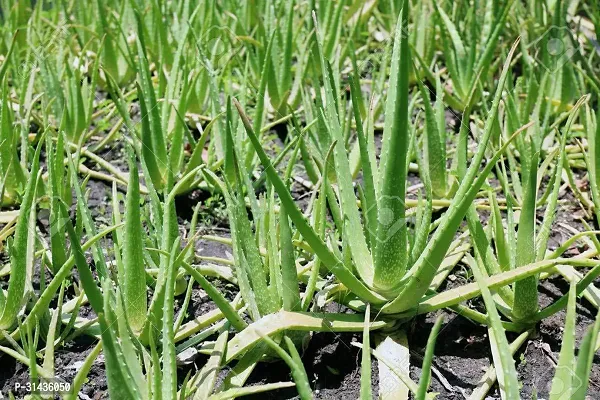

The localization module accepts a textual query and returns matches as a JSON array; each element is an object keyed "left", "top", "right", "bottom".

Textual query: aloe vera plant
[
  {"left": 421, "top": 0, "right": 515, "bottom": 109},
  {"left": 414, "top": 69, "right": 456, "bottom": 198},
  {"left": 546, "top": 284, "right": 600, "bottom": 400},
  {"left": 458, "top": 95, "right": 594, "bottom": 326},
  {"left": 236, "top": 0, "right": 523, "bottom": 316},
  {"left": 471, "top": 275, "right": 600, "bottom": 400},
  {"left": 190, "top": 99, "right": 395, "bottom": 396},
  {"left": 0, "top": 77, "right": 27, "bottom": 206}
]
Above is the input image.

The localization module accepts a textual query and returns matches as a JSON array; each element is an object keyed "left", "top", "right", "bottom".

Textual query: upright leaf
[
  {"left": 123, "top": 148, "right": 147, "bottom": 333},
  {"left": 0, "top": 140, "right": 42, "bottom": 329},
  {"left": 374, "top": 0, "right": 410, "bottom": 292}
]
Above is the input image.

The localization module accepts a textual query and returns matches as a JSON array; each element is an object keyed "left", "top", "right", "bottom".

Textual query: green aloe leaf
[
  {"left": 416, "top": 315, "right": 443, "bottom": 400},
  {"left": 313, "top": 13, "right": 374, "bottom": 287},
  {"left": 181, "top": 261, "right": 247, "bottom": 332},
  {"left": 123, "top": 148, "right": 147, "bottom": 333},
  {"left": 135, "top": 11, "right": 167, "bottom": 191},
  {"left": 433, "top": 3, "right": 467, "bottom": 98},
  {"left": 161, "top": 239, "right": 181, "bottom": 400},
  {"left": 360, "top": 304, "right": 372, "bottom": 399},
  {"left": 65, "top": 145, "right": 109, "bottom": 279},
  {"left": 0, "top": 140, "right": 42, "bottom": 330},
  {"left": 571, "top": 311, "right": 600, "bottom": 400},
  {"left": 349, "top": 61, "right": 377, "bottom": 249},
  {"left": 65, "top": 342, "right": 102, "bottom": 400},
  {"left": 489, "top": 191, "right": 511, "bottom": 272},
  {"left": 537, "top": 96, "right": 587, "bottom": 258},
  {"left": 222, "top": 116, "right": 278, "bottom": 316},
  {"left": 512, "top": 144, "right": 539, "bottom": 322},
  {"left": 280, "top": 205, "right": 302, "bottom": 311},
  {"left": 586, "top": 104, "right": 600, "bottom": 232},
  {"left": 46, "top": 133, "right": 68, "bottom": 273},
  {"left": 469, "top": 330, "right": 531, "bottom": 400},
  {"left": 0, "top": 78, "right": 25, "bottom": 204},
  {"left": 226, "top": 311, "right": 390, "bottom": 362},
  {"left": 0, "top": 32, "right": 17, "bottom": 82},
  {"left": 415, "top": 68, "right": 446, "bottom": 198},
  {"left": 373, "top": 0, "right": 410, "bottom": 292},
  {"left": 258, "top": 333, "right": 312, "bottom": 400},
  {"left": 549, "top": 283, "right": 576, "bottom": 400},
  {"left": 467, "top": 254, "right": 520, "bottom": 400},
  {"left": 208, "top": 382, "right": 295, "bottom": 400},
  {"left": 414, "top": 257, "right": 581, "bottom": 316}
]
